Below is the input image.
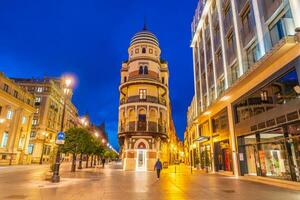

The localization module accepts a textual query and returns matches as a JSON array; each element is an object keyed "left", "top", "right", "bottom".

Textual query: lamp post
[
  {"left": 52, "top": 76, "right": 73, "bottom": 183},
  {"left": 39, "top": 132, "right": 49, "bottom": 164}
]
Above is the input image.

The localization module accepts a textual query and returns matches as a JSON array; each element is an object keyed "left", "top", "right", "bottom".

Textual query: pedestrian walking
[
  {"left": 154, "top": 158, "right": 162, "bottom": 180},
  {"left": 102, "top": 158, "right": 106, "bottom": 168}
]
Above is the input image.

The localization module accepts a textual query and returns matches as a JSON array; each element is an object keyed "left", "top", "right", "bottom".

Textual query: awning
[{"left": 194, "top": 136, "right": 209, "bottom": 143}]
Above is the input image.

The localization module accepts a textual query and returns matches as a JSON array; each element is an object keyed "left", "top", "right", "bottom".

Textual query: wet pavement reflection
[{"left": 0, "top": 163, "right": 299, "bottom": 200}]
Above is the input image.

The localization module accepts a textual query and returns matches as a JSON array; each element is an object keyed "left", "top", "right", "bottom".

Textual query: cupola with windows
[{"left": 128, "top": 24, "right": 161, "bottom": 61}]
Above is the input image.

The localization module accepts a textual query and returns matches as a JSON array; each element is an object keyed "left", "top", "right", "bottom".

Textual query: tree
[{"left": 61, "top": 128, "right": 91, "bottom": 172}]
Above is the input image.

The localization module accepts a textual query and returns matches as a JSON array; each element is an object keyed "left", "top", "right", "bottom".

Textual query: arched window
[
  {"left": 139, "top": 66, "right": 143, "bottom": 74},
  {"left": 142, "top": 48, "right": 146, "bottom": 54},
  {"left": 144, "top": 66, "right": 148, "bottom": 74},
  {"left": 139, "top": 66, "right": 148, "bottom": 75}
]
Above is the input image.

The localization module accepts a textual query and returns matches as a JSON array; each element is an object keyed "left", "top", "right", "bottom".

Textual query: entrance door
[{"left": 136, "top": 150, "right": 147, "bottom": 171}]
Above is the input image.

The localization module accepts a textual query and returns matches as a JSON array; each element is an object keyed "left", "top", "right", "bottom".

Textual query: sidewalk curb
[{"left": 214, "top": 172, "right": 300, "bottom": 191}]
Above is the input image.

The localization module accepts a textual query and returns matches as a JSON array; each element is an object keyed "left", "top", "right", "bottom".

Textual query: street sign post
[{"left": 55, "top": 132, "right": 65, "bottom": 145}]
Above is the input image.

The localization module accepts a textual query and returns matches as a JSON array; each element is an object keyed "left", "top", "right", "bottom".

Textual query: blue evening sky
[{"left": 0, "top": 0, "right": 197, "bottom": 150}]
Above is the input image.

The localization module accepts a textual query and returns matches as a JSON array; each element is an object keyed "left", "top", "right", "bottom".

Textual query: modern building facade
[
  {"left": 118, "top": 26, "right": 179, "bottom": 171},
  {"left": 13, "top": 77, "right": 79, "bottom": 164},
  {"left": 190, "top": 0, "right": 300, "bottom": 182},
  {"left": 0, "top": 73, "right": 35, "bottom": 165}
]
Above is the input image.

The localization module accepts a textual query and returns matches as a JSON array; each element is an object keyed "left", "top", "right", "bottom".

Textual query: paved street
[{"left": 0, "top": 163, "right": 299, "bottom": 200}]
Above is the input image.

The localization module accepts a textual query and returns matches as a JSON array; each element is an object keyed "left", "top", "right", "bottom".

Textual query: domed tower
[{"left": 118, "top": 26, "right": 171, "bottom": 171}]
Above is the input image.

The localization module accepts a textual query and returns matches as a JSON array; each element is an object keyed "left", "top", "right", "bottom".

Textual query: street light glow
[{"left": 95, "top": 132, "right": 99, "bottom": 137}]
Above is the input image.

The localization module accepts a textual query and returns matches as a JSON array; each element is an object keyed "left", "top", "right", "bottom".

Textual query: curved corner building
[{"left": 118, "top": 27, "right": 175, "bottom": 171}]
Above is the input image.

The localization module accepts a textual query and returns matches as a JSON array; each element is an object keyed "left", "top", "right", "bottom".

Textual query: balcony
[
  {"left": 120, "top": 95, "right": 166, "bottom": 106},
  {"left": 128, "top": 73, "right": 160, "bottom": 82},
  {"left": 119, "top": 121, "right": 166, "bottom": 134}
]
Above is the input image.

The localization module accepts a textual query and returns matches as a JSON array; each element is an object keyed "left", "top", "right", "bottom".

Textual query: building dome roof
[{"left": 130, "top": 26, "right": 159, "bottom": 46}]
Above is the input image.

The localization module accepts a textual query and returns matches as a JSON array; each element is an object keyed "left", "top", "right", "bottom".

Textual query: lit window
[
  {"left": 35, "top": 97, "right": 41, "bottom": 103},
  {"left": 28, "top": 144, "right": 34, "bottom": 155},
  {"left": 18, "top": 137, "right": 25, "bottom": 148},
  {"left": 1, "top": 132, "right": 8, "bottom": 147},
  {"left": 261, "top": 91, "right": 268, "bottom": 101},
  {"left": 22, "top": 116, "right": 26, "bottom": 124},
  {"left": 37, "top": 87, "right": 43, "bottom": 92},
  {"left": 32, "top": 119, "right": 38, "bottom": 125},
  {"left": 139, "top": 89, "right": 147, "bottom": 100},
  {"left": 30, "top": 131, "right": 36, "bottom": 138},
  {"left": 6, "top": 110, "right": 13, "bottom": 120}
]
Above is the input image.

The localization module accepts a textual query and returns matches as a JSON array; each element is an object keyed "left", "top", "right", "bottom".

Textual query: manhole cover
[
  {"left": 222, "top": 190, "right": 235, "bottom": 193},
  {"left": 5, "top": 195, "right": 27, "bottom": 199}
]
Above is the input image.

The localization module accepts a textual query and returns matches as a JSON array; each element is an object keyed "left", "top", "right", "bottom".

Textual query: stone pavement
[{"left": 0, "top": 162, "right": 299, "bottom": 200}]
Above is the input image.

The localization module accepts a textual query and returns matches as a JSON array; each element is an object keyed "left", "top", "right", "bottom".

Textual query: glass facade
[
  {"left": 234, "top": 69, "right": 299, "bottom": 124},
  {"left": 236, "top": 66, "right": 300, "bottom": 182}
]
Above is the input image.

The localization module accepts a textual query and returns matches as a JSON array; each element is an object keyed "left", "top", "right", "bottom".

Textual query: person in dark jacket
[
  {"left": 101, "top": 158, "right": 105, "bottom": 168},
  {"left": 154, "top": 159, "right": 163, "bottom": 180}
]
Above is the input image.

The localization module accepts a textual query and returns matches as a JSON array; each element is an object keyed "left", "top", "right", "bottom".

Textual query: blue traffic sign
[{"left": 57, "top": 132, "right": 65, "bottom": 140}]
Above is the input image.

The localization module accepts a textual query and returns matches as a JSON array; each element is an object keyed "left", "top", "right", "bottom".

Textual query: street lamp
[
  {"left": 52, "top": 76, "right": 73, "bottom": 183},
  {"left": 0, "top": 118, "right": 5, "bottom": 124},
  {"left": 39, "top": 132, "right": 49, "bottom": 165},
  {"left": 101, "top": 139, "right": 106, "bottom": 144},
  {"left": 94, "top": 132, "right": 99, "bottom": 138}
]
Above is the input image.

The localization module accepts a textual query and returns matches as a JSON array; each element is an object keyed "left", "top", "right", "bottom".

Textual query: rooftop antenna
[{"left": 143, "top": 16, "right": 148, "bottom": 31}]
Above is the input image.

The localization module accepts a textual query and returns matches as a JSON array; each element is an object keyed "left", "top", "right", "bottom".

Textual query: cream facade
[
  {"left": 13, "top": 77, "right": 78, "bottom": 164},
  {"left": 190, "top": 0, "right": 300, "bottom": 182},
  {"left": 118, "top": 26, "right": 179, "bottom": 171},
  {"left": 0, "top": 73, "right": 35, "bottom": 165}
]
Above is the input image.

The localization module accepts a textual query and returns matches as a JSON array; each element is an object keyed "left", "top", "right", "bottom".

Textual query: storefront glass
[
  {"left": 200, "top": 145, "right": 211, "bottom": 170},
  {"left": 238, "top": 125, "right": 300, "bottom": 182},
  {"left": 214, "top": 140, "right": 232, "bottom": 172}
]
